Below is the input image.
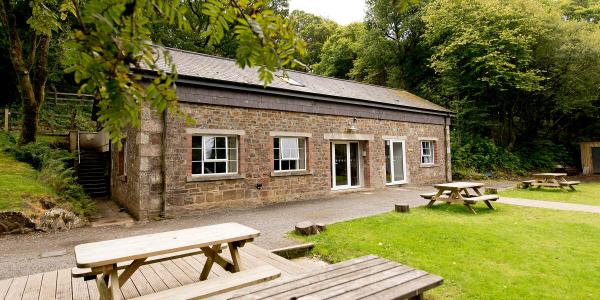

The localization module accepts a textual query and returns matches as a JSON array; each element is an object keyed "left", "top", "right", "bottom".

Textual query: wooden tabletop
[
  {"left": 74, "top": 223, "right": 260, "bottom": 268},
  {"left": 433, "top": 182, "right": 484, "bottom": 189},
  {"left": 533, "top": 173, "right": 567, "bottom": 177},
  {"left": 224, "top": 255, "right": 443, "bottom": 299}
]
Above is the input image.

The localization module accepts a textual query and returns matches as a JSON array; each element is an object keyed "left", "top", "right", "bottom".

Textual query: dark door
[{"left": 592, "top": 147, "right": 600, "bottom": 174}]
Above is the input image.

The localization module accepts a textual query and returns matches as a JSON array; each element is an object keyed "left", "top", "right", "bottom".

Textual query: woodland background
[{"left": 2, "top": 0, "right": 600, "bottom": 178}]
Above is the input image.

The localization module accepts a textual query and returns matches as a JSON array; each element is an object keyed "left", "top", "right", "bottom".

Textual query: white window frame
[
  {"left": 191, "top": 135, "right": 238, "bottom": 175},
  {"left": 274, "top": 137, "right": 306, "bottom": 172},
  {"left": 421, "top": 140, "right": 435, "bottom": 165}
]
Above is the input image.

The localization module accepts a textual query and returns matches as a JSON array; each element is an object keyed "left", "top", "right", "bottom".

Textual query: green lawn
[
  {"left": 296, "top": 204, "right": 600, "bottom": 299},
  {"left": 499, "top": 182, "right": 600, "bottom": 206},
  {"left": 0, "top": 151, "right": 56, "bottom": 211}
]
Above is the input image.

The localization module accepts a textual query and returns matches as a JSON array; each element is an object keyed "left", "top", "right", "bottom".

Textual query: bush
[
  {"left": 452, "top": 134, "right": 525, "bottom": 179},
  {"left": 0, "top": 132, "right": 94, "bottom": 218},
  {"left": 513, "top": 139, "right": 572, "bottom": 171},
  {"left": 451, "top": 132, "right": 574, "bottom": 179}
]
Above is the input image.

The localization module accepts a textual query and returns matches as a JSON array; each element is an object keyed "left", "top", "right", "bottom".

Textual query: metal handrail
[{"left": 77, "top": 130, "right": 81, "bottom": 164}]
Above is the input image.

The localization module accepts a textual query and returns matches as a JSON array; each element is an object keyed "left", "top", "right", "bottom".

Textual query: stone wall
[
  {"left": 161, "top": 110, "right": 447, "bottom": 217},
  {"left": 110, "top": 127, "right": 143, "bottom": 219}
]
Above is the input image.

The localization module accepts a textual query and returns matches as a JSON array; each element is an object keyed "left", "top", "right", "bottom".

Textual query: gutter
[
  {"left": 160, "top": 108, "right": 168, "bottom": 218},
  {"left": 444, "top": 116, "right": 451, "bottom": 182}
]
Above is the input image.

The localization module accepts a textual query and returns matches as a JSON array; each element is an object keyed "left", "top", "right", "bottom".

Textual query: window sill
[
  {"left": 270, "top": 170, "right": 313, "bottom": 177},
  {"left": 420, "top": 164, "right": 438, "bottom": 168},
  {"left": 187, "top": 173, "right": 245, "bottom": 182}
]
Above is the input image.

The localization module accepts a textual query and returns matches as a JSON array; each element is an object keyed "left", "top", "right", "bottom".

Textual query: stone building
[{"left": 111, "top": 48, "right": 454, "bottom": 220}]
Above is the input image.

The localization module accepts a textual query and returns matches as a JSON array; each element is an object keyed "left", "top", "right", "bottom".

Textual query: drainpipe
[
  {"left": 159, "top": 108, "right": 168, "bottom": 218},
  {"left": 444, "top": 115, "right": 451, "bottom": 182}
]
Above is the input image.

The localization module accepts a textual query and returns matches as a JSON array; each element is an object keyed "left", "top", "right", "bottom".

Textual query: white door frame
[
  {"left": 331, "top": 141, "right": 362, "bottom": 190},
  {"left": 386, "top": 139, "right": 408, "bottom": 185}
]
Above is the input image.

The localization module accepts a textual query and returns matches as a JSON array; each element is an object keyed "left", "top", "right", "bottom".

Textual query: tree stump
[
  {"left": 485, "top": 188, "right": 498, "bottom": 194},
  {"left": 395, "top": 204, "right": 410, "bottom": 213},
  {"left": 295, "top": 221, "right": 318, "bottom": 235},
  {"left": 315, "top": 223, "right": 326, "bottom": 232}
]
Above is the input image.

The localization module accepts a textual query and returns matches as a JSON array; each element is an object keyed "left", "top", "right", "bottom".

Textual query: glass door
[
  {"left": 333, "top": 143, "right": 349, "bottom": 188},
  {"left": 385, "top": 140, "right": 407, "bottom": 184},
  {"left": 332, "top": 142, "right": 361, "bottom": 189}
]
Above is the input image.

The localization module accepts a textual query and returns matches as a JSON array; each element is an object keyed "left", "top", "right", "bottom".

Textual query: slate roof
[{"left": 148, "top": 47, "right": 452, "bottom": 114}]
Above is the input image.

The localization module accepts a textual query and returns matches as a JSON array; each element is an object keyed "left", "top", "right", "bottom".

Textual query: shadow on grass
[
  {"left": 426, "top": 203, "right": 498, "bottom": 215},
  {"left": 520, "top": 187, "right": 579, "bottom": 194}
]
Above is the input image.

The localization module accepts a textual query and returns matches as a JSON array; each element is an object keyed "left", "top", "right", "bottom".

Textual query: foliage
[
  {"left": 289, "top": 10, "right": 338, "bottom": 69},
  {"left": 561, "top": 0, "right": 600, "bottom": 22},
  {"left": 0, "top": 0, "right": 62, "bottom": 144},
  {"left": 299, "top": 0, "right": 600, "bottom": 175},
  {"left": 349, "top": 0, "right": 432, "bottom": 89},
  {"left": 63, "top": 0, "right": 304, "bottom": 147},
  {"left": 0, "top": 132, "right": 94, "bottom": 217},
  {"left": 500, "top": 183, "right": 600, "bottom": 206},
  {"left": 297, "top": 205, "right": 600, "bottom": 299},
  {"left": 451, "top": 133, "right": 525, "bottom": 179},
  {"left": 313, "top": 23, "right": 366, "bottom": 79},
  {"left": 420, "top": 0, "right": 600, "bottom": 174}
]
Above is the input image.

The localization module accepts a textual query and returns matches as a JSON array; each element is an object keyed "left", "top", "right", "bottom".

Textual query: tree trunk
[
  {"left": 22, "top": 35, "right": 51, "bottom": 144},
  {"left": 0, "top": 0, "right": 49, "bottom": 145}
]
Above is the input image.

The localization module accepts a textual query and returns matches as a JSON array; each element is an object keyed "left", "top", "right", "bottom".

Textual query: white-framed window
[
  {"left": 274, "top": 137, "right": 306, "bottom": 171},
  {"left": 421, "top": 140, "right": 435, "bottom": 164},
  {"left": 191, "top": 135, "right": 238, "bottom": 175}
]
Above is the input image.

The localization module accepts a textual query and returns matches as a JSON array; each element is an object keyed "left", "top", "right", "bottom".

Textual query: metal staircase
[{"left": 77, "top": 151, "right": 109, "bottom": 198}]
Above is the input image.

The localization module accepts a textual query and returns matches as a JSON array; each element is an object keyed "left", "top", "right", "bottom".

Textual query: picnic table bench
[
  {"left": 522, "top": 173, "right": 580, "bottom": 191},
  {"left": 426, "top": 182, "right": 499, "bottom": 214},
  {"left": 73, "top": 223, "right": 263, "bottom": 300},
  {"left": 214, "top": 255, "right": 443, "bottom": 300}
]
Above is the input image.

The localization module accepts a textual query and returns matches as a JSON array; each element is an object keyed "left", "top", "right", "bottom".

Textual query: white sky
[{"left": 289, "top": 0, "right": 366, "bottom": 25}]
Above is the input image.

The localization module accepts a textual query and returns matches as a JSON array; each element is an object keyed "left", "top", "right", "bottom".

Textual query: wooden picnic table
[
  {"left": 526, "top": 173, "right": 580, "bottom": 191},
  {"left": 74, "top": 223, "right": 260, "bottom": 300},
  {"left": 428, "top": 182, "right": 498, "bottom": 214},
  {"left": 217, "top": 255, "right": 443, "bottom": 300}
]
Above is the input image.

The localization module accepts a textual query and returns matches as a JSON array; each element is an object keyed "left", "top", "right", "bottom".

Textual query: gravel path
[
  {"left": 0, "top": 185, "right": 435, "bottom": 279},
  {"left": 498, "top": 197, "right": 600, "bottom": 213}
]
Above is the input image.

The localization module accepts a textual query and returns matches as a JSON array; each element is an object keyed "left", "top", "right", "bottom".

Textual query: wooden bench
[
  {"left": 464, "top": 195, "right": 499, "bottom": 202},
  {"left": 521, "top": 180, "right": 535, "bottom": 188},
  {"left": 131, "top": 265, "right": 280, "bottom": 300},
  {"left": 219, "top": 255, "right": 443, "bottom": 300},
  {"left": 72, "top": 248, "right": 206, "bottom": 280},
  {"left": 560, "top": 180, "right": 580, "bottom": 191},
  {"left": 419, "top": 191, "right": 450, "bottom": 199},
  {"left": 463, "top": 195, "right": 499, "bottom": 210}
]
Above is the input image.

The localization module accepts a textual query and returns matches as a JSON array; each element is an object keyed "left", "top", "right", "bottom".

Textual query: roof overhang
[{"left": 137, "top": 70, "right": 456, "bottom": 118}]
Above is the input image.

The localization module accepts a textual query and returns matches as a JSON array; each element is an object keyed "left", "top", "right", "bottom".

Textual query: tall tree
[
  {"left": 561, "top": 0, "right": 600, "bottom": 22},
  {"left": 422, "top": 0, "right": 600, "bottom": 157},
  {"left": 289, "top": 10, "right": 338, "bottom": 69},
  {"left": 0, "top": 0, "right": 62, "bottom": 144},
  {"left": 313, "top": 23, "right": 365, "bottom": 79},
  {"left": 350, "top": 0, "right": 431, "bottom": 89}
]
